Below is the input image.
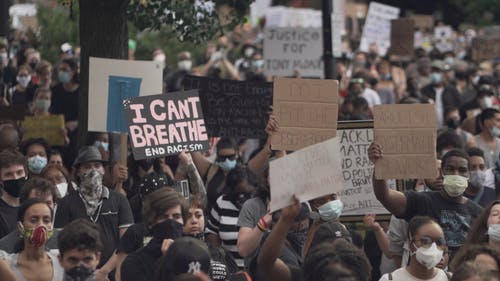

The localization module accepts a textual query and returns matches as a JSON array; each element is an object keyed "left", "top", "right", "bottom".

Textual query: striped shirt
[{"left": 206, "top": 194, "right": 244, "bottom": 268}]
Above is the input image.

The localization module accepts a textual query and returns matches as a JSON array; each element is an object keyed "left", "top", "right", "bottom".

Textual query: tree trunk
[{"left": 78, "top": 0, "right": 128, "bottom": 148}]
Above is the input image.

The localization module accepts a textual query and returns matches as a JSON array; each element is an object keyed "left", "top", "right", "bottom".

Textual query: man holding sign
[{"left": 369, "top": 105, "right": 483, "bottom": 257}]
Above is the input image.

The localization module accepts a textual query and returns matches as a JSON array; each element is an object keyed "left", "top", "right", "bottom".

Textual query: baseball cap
[
  {"left": 308, "top": 221, "right": 352, "bottom": 252},
  {"left": 163, "top": 237, "right": 211, "bottom": 276},
  {"left": 73, "top": 146, "right": 107, "bottom": 167}
]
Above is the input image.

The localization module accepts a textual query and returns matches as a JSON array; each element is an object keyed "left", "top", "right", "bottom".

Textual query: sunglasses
[
  {"left": 216, "top": 154, "right": 237, "bottom": 162},
  {"left": 413, "top": 235, "right": 447, "bottom": 248}
]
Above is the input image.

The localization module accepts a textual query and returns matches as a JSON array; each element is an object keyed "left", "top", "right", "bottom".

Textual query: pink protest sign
[{"left": 123, "top": 90, "right": 210, "bottom": 159}]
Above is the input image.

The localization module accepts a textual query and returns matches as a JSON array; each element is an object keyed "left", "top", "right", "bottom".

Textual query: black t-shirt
[
  {"left": 50, "top": 83, "right": 79, "bottom": 122},
  {"left": 117, "top": 223, "right": 149, "bottom": 254},
  {"left": 0, "top": 198, "right": 18, "bottom": 239},
  {"left": 402, "top": 191, "right": 483, "bottom": 253},
  {"left": 54, "top": 188, "right": 134, "bottom": 266},
  {"left": 121, "top": 240, "right": 162, "bottom": 281}
]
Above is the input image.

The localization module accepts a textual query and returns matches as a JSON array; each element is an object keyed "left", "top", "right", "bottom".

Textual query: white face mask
[
  {"left": 56, "top": 182, "right": 68, "bottom": 197},
  {"left": 443, "top": 175, "right": 469, "bottom": 197},
  {"left": 17, "top": 75, "right": 31, "bottom": 87},
  {"left": 34, "top": 99, "right": 51, "bottom": 111},
  {"left": 488, "top": 223, "right": 500, "bottom": 242},
  {"left": 413, "top": 242, "right": 444, "bottom": 269},
  {"left": 178, "top": 60, "right": 192, "bottom": 71},
  {"left": 479, "top": 96, "right": 494, "bottom": 109}
]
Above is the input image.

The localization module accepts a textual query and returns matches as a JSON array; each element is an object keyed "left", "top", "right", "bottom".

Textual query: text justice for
[{"left": 128, "top": 97, "right": 208, "bottom": 147}]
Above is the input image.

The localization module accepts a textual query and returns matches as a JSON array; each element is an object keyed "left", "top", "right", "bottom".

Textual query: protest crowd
[{"left": 0, "top": 2, "right": 500, "bottom": 281}]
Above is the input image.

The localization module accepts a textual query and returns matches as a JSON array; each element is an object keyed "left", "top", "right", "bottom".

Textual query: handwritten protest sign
[
  {"left": 471, "top": 35, "right": 500, "bottom": 62},
  {"left": 434, "top": 26, "right": 454, "bottom": 53},
  {"left": 272, "top": 77, "right": 339, "bottom": 151},
  {"left": 359, "top": 2, "right": 400, "bottom": 56},
  {"left": 410, "top": 15, "right": 434, "bottom": 31},
  {"left": 338, "top": 122, "right": 397, "bottom": 217},
  {"left": 264, "top": 27, "right": 323, "bottom": 77},
  {"left": 182, "top": 76, "right": 272, "bottom": 138},
  {"left": 23, "top": 115, "right": 65, "bottom": 146},
  {"left": 374, "top": 104, "right": 437, "bottom": 179},
  {"left": 269, "top": 137, "right": 343, "bottom": 212},
  {"left": 123, "top": 90, "right": 209, "bottom": 160},
  {"left": 390, "top": 18, "right": 414, "bottom": 57},
  {"left": 89, "top": 57, "right": 162, "bottom": 133}
]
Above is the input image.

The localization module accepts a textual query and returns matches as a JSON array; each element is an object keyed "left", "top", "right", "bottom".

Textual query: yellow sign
[{"left": 23, "top": 115, "right": 65, "bottom": 146}]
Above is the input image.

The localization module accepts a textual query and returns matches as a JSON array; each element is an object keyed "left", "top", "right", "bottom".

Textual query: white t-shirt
[
  {"left": 379, "top": 267, "right": 449, "bottom": 281},
  {"left": 362, "top": 88, "right": 382, "bottom": 108}
]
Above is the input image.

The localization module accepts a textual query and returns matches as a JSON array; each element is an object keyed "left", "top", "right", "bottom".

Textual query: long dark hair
[{"left": 14, "top": 198, "right": 53, "bottom": 253}]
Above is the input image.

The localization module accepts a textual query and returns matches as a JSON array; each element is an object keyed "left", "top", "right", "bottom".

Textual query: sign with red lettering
[{"left": 123, "top": 90, "right": 210, "bottom": 159}]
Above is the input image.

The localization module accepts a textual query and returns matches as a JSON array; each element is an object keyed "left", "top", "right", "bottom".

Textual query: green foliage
[
  {"left": 128, "top": 23, "right": 206, "bottom": 65},
  {"left": 450, "top": 0, "right": 500, "bottom": 26},
  {"left": 128, "top": 0, "right": 252, "bottom": 43},
  {"left": 37, "top": 3, "right": 79, "bottom": 63}
]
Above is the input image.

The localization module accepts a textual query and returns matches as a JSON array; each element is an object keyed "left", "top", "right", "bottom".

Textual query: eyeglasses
[
  {"left": 216, "top": 154, "right": 237, "bottom": 162},
  {"left": 413, "top": 235, "right": 447, "bottom": 248}
]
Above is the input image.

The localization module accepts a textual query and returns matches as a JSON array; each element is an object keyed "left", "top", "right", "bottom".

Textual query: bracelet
[
  {"left": 257, "top": 222, "right": 266, "bottom": 232},
  {"left": 260, "top": 217, "right": 268, "bottom": 229}
]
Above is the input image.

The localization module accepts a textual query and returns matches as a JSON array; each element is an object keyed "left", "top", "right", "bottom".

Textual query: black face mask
[
  {"left": 229, "top": 192, "right": 252, "bottom": 209},
  {"left": 65, "top": 265, "right": 94, "bottom": 281},
  {"left": 446, "top": 118, "right": 460, "bottom": 130},
  {"left": 2, "top": 177, "right": 26, "bottom": 198},
  {"left": 150, "top": 219, "right": 183, "bottom": 242},
  {"left": 138, "top": 159, "right": 154, "bottom": 172}
]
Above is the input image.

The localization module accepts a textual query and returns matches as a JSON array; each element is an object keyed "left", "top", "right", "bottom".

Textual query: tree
[{"left": 68, "top": 0, "right": 252, "bottom": 147}]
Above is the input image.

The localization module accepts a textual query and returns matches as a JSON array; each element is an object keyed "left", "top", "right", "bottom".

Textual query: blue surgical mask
[
  {"left": 58, "top": 71, "right": 71, "bottom": 84},
  {"left": 430, "top": 72, "right": 443, "bottom": 84},
  {"left": 217, "top": 158, "right": 237, "bottom": 171},
  {"left": 317, "top": 199, "right": 343, "bottom": 221},
  {"left": 94, "top": 141, "right": 109, "bottom": 152},
  {"left": 28, "top": 155, "right": 48, "bottom": 174}
]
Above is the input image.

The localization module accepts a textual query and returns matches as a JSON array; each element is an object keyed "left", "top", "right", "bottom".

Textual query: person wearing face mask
[
  {"left": 21, "top": 138, "right": 49, "bottom": 176},
  {"left": 8, "top": 64, "right": 36, "bottom": 107},
  {"left": 422, "top": 61, "right": 462, "bottom": 128},
  {"left": 167, "top": 51, "right": 193, "bottom": 92},
  {"left": 379, "top": 216, "right": 450, "bottom": 281},
  {"left": 451, "top": 200, "right": 500, "bottom": 269},
  {"left": 463, "top": 148, "right": 497, "bottom": 207},
  {"left": 370, "top": 145, "right": 483, "bottom": 258},
  {"left": 206, "top": 166, "right": 258, "bottom": 269},
  {"left": 442, "top": 107, "right": 476, "bottom": 149},
  {"left": 474, "top": 108, "right": 500, "bottom": 169},
  {"left": 40, "top": 163, "right": 75, "bottom": 198},
  {"left": 121, "top": 188, "right": 184, "bottom": 281},
  {"left": 30, "top": 88, "right": 52, "bottom": 116},
  {"left": 6, "top": 198, "right": 64, "bottom": 281},
  {"left": 0, "top": 149, "right": 28, "bottom": 239},
  {"left": 0, "top": 177, "right": 60, "bottom": 254},
  {"left": 55, "top": 146, "right": 134, "bottom": 281},
  {"left": 57, "top": 219, "right": 102, "bottom": 281},
  {"left": 192, "top": 137, "right": 242, "bottom": 211}
]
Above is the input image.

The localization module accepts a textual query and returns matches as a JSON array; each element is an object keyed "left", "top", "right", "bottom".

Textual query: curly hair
[{"left": 302, "top": 239, "right": 372, "bottom": 281}]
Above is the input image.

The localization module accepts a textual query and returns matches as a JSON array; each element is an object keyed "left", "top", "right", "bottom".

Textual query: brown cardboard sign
[
  {"left": 272, "top": 77, "right": 339, "bottom": 151},
  {"left": 374, "top": 104, "right": 437, "bottom": 179},
  {"left": 410, "top": 15, "right": 434, "bottom": 32},
  {"left": 23, "top": 115, "right": 65, "bottom": 146},
  {"left": 471, "top": 36, "right": 500, "bottom": 62},
  {"left": 390, "top": 18, "right": 415, "bottom": 57}
]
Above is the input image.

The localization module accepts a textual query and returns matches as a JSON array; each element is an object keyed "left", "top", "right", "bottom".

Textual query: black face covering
[
  {"left": 150, "top": 219, "right": 184, "bottom": 242},
  {"left": 2, "top": 177, "right": 26, "bottom": 198},
  {"left": 138, "top": 159, "right": 154, "bottom": 172},
  {"left": 446, "top": 118, "right": 460, "bottom": 130},
  {"left": 228, "top": 192, "right": 252, "bottom": 209},
  {"left": 65, "top": 265, "right": 94, "bottom": 281}
]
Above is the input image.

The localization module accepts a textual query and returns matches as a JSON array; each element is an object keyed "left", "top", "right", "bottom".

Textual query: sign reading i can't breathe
[{"left": 123, "top": 90, "right": 210, "bottom": 160}]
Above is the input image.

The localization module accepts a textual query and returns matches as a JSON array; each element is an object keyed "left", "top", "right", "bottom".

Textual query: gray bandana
[{"left": 78, "top": 169, "right": 104, "bottom": 217}]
